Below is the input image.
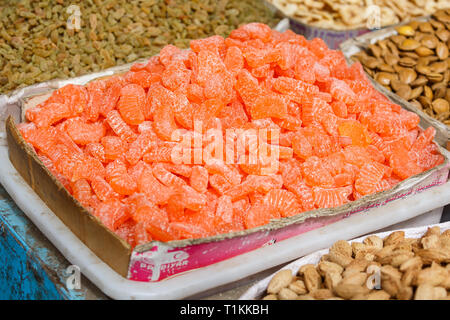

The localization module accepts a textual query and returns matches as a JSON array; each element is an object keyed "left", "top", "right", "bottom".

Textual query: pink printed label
[{"left": 128, "top": 166, "right": 449, "bottom": 282}]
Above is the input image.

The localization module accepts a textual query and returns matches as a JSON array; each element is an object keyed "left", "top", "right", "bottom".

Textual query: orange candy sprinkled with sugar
[{"left": 19, "top": 23, "right": 444, "bottom": 246}]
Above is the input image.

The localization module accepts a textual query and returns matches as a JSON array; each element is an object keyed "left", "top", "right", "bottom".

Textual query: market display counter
[
  {"left": 1, "top": 2, "right": 449, "bottom": 301},
  {"left": 1, "top": 182, "right": 448, "bottom": 300}
]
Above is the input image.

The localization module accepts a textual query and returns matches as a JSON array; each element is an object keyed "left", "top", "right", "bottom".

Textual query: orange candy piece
[
  {"left": 91, "top": 176, "right": 120, "bottom": 202},
  {"left": 138, "top": 168, "right": 173, "bottom": 205},
  {"left": 264, "top": 189, "right": 302, "bottom": 217},
  {"left": 66, "top": 119, "right": 105, "bottom": 145},
  {"left": 190, "top": 165, "right": 209, "bottom": 194},
  {"left": 106, "top": 110, "right": 137, "bottom": 143},
  {"left": 355, "top": 162, "right": 388, "bottom": 196},
  {"left": 312, "top": 186, "right": 352, "bottom": 209},
  {"left": 71, "top": 155, "right": 105, "bottom": 182},
  {"left": 72, "top": 179, "right": 94, "bottom": 208},
  {"left": 244, "top": 201, "right": 280, "bottom": 229},
  {"left": 301, "top": 157, "right": 334, "bottom": 188},
  {"left": 94, "top": 199, "right": 130, "bottom": 231},
  {"left": 117, "top": 84, "right": 146, "bottom": 125},
  {"left": 125, "top": 131, "right": 157, "bottom": 166},
  {"left": 224, "top": 46, "right": 244, "bottom": 76},
  {"left": 105, "top": 160, "right": 137, "bottom": 195},
  {"left": 152, "top": 94, "right": 178, "bottom": 141},
  {"left": 250, "top": 93, "right": 288, "bottom": 120},
  {"left": 338, "top": 120, "right": 372, "bottom": 147}
]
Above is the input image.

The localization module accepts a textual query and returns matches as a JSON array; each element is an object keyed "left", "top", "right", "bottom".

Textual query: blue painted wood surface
[{"left": 0, "top": 184, "right": 106, "bottom": 300}]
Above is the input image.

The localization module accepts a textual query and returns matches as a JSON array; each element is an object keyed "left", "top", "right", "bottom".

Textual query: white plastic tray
[
  {"left": 0, "top": 140, "right": 449, "bottom": 300},
  {"left": 240, "top": 221, "right": 450, "bottom": 300}
]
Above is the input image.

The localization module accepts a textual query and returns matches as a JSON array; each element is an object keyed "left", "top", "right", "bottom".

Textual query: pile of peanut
[{"left": 262, "top": 226, "right": 450, "bottom": 300}]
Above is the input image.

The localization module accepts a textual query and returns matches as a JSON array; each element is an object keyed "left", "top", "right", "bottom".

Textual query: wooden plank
[{"left": 0, "top": 184, "right": 107, "bottom": 300}]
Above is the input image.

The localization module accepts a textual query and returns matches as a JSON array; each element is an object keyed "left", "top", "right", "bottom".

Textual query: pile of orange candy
[{"left": 18, "top": 23, "right": 444, "bottom": 247}]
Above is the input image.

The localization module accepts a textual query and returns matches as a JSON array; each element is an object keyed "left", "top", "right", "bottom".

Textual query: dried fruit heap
[
  {"left": 0, "top": 0, "right": 279, "bottom": 93},
  {"left": 262, "top": 226, "right": 450, "bottom": 300},
  {"left": 18, "top": 23, "right": 445, "bottom": 247}
]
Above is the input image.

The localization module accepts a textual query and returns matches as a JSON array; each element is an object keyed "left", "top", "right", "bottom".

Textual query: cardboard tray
[{"left": 339, "top": 18, "right": 450, "bottom": 150}]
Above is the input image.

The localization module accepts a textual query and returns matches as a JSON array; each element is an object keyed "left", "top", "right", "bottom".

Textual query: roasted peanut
[
  {"left": 414, "top": 262, "right": 448, "bottom": 286},
  {"left": 380, "top": 265, "right": 402, "bottom": 297},
  {"left": 318, "top": 261, "right": 344, "bottom": 276},
  {"left": 381, "top": 279, "right": 400, "bottom": 297},
  {"left": 415, "top": 284, "right": 436, "bottom": 300},
  {"left": 379, "top": 250, "right": 414, "bottom": 266},
  {"left": 346, "top": 259, "right": 371, "bottom": 273},
  {"left": 366, "top": 290, "right": 391, "bottom": 300},
  {"left": 401, "top": 268, "right": 418, "bottom": 287},
  {"left": 421, "top": 234, "right": 440, "bottom": 249},
  {"left": 298, "top": 264, "right": 316, "bottom": 275},
  {"left": 331, "top": 240, "right": 353, "bottom": 257},
  {"left": 380, "top": 265, "right": 403, "bottom": 281},
  {"left": 397, "top": 286, "right": 414, "bottom": 300},
  {"left": 441, "top": 273, "right": 450, "bottom": 289},
  {"left": 393, "top": 241, "right": 413, "bottom": 252},
  {"left": 328, "top": 250, "right": 353, "bottom": 268},
  {"left": 363, "top": 235, "right": 384, "bottom": 249},
  {"left": 375, "top": 245, "right": 396, "bottom": 260},
  {"left": 352, "top": 242, "right": 367, "bottom": 256},
  {"left": 416, "top": 248, "right": 450, "bottom": 264},
  {"left": 351, "top": 293, "right": 369, "bottom": 300},
  {"left": 267, "top": 269, "right": 293, "bottom": 294},
  {"left": 311, "top": 289, "right": 334, "bottom": 300},
  {"left": 278, "top": 287, "right": 298, "bottom": 300},
  {"left": 424, "top": 226, "right": 441, "bottom": 237},
  {"left": 433, "top": 287, "right": 447, "bottom": 300},
  {"left": 354, "top": 250, "right": 377, "bottom": 261},
  {"left": 302, "top": 266, "right": 322, "bottom": 292},
  {"left": 384, "top": 231, "right": 405, "bottom": 246},
  {"left": 334, "top": 283, "right": 370, "bottom": 300},
  {"left": 288, "top": 280, "right": 307, "bottom": 295},
  {"left": 399, "top": 256, "right": 423, "bottom": 272},
  {"left": 262, "top": 294, "right": 278, "bottom": 300},
  {"left": 324, "top": 272, "right": 343, "bottom": 291},
  {"left": 440, "top": 236, "right": 450, "bottom": 249},
  {"left": 340, "top": 272, "right": 368, "bottom": 287}
]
